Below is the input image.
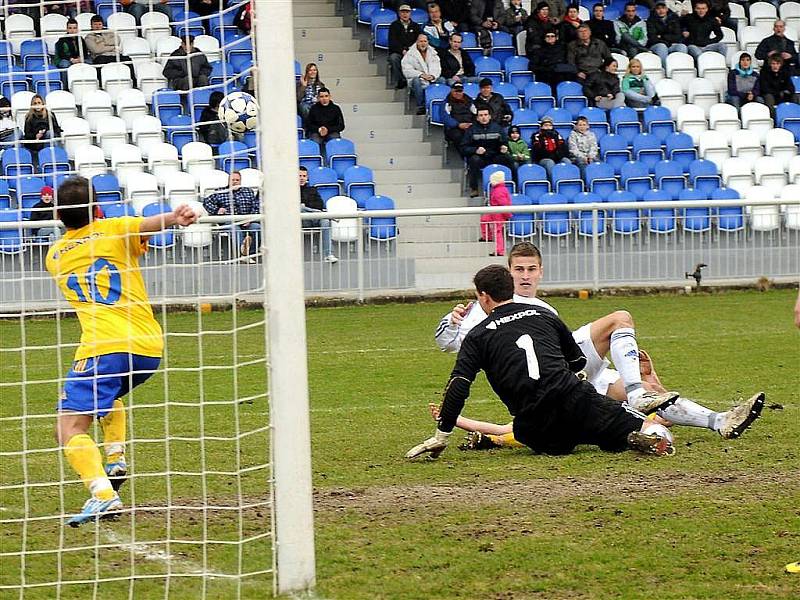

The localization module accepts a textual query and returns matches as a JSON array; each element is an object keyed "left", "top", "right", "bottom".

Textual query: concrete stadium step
[
  {"left": 355, "top": 141, "right": 435, "bottom": 155},
  {"left": 327, "top": 89, "right": 396, "bottom": 103},
  {"left": 413, "top": 256, "right": 506, "bottom": 275},
  {"left": 400, "top": 224, "right": 484, "bottom": 242},
  {"left": 397, "top": 241, "right": 493, "bottom": 259},
  {"left": 403, "top": 213, "right": 480, "bottom": 226},
  {"left": 311, "top": 63, "right": 379, "bottom": 77},
  {"left": 293, "top": 3, "right": 337, "bottom": 16},
  {"left": 325, "top": 76, "right": 388, "bottom": 92},
  {"left": 296, "top": 52, "right": 371, "bottom": 68},
  {"left": 293, "top": 27, "right": 354, "bottom": 41},
  {"left": 292, "top": 16, "right": 344, "bottom": 28},
  {"left": 347, "top": 127, "right": 425, "bottom": 143},
  {"left": 295, "top": 38, "right": 361, "bottom": 53},
  {"left": 359, "top": 154, "right": 449, "bottom": 170},
  {"left": 373, "top": 169, "right": 459, "bottom": 184},
  {"left": 338, "top": 102, "right": 403, "bottom": 116},
  {"left": 342, "top": 114, "right": 415, "bottom": 129},
  {"left": 379, "top": 182, "right": 463, "bottom": 199},
  {"left": 391, "top": 194, "right": 471, "bottom": 209}
]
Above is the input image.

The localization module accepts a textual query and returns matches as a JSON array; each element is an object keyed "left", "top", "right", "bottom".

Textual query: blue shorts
[{"left": 59, "top": 353, "right": 161, "bottom": 419}]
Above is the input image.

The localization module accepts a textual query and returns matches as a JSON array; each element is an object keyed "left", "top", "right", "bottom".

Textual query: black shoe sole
[
  {"left": 108, "top": 472, "right": 127, "bottom": 493},
  {"left": 726, "top": 392, "right": 765, "bottom": 439}
]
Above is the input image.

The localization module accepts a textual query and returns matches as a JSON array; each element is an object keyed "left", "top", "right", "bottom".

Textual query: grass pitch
[{"left": 1, "top": 289, "right": 799, "bottom": 599}]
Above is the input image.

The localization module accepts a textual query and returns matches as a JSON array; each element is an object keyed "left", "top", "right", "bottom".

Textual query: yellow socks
[
  {"left": 64, "top": 434, "right": 115, "bottom": 501},
  {"left": 488, "top": 432, "right": 525, "bottom": 448},
  {"left": 100, "top": 399, "right": 126, "bottom": 464}
]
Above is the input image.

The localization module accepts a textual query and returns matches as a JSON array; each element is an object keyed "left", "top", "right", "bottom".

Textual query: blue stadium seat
[
  {"left": 517, "top": 163, "right": 550, "bottom": 201},
  {"left": 20, "top": 40, "right": 50, "bottom": 71},
  {"left": 210, "top": 6, "right": 240, "bottom": 40},
  {"left": 608, "top": 190, "right": 640, "bottom": 235},
  {"left": 188, "top": 85, "right": 227, "bottom": 121},
  {"left": 543, "top": 107, "right": 574, "bottom": 140},
  {"left": 600, "top": 134, "right": 631, "bottom": 174},
  {"left": 643, "top": 106, "right": 675, "bottom": 143},
  {"left": 551, "top": 163, "right": 583, "bottom": 200},
  {"left": 92, "top": 173, "right": 124, "bottom": 205},
  {"left": 557, "top": 81, "right": 587, "bottom": 118},
  {"left": 298, "top": 139, "right": 324, "bottom": 171},
  {"left": 511, "top": 108, "right": 540, "bottom": 142},
  {"left": 482, "top": 163, "right": 515, "bottom": 195},
  {"left": 0, "top": 209, "right": 23, "bottom": 254},
  {"left": 18, "top": 176, "right": 46, "bottom": 219},
  {"left": 712, "top": 187, "right": 744, "bottom": 232},
  {"left": 620, "top": 161, "right": 652, "bottom": 200},
  {"left": 776, "top": 102, "right": 800, "bottom": 142},
  {"left": 307, "top": 166, "right": 340, "bottom": 204},
  {"left": 343, "top": 165, "right": 375, "bottom": 209},
  {"left": 610, "top": 107, "right": 641, "bottom": 145},
  {"left": 524, "top": 82, "right": 555, "bottom": 118},
  {"left": 102, "top": 202, "right": 136, "bottom": 218},
  {"left": 209, "top": 61, "right": 239, "bottom": 89},
  {"left": 371, "top": 9, "right": 395, "bottom": 51},
  {"left": 463, "top": 81, "right": 480, "bottom": 100},
  {"left": 409, "top": 7, "right": 428, "bottom": 24},
  {"left": 573, "top": 191, "right": 605, "bottom": 237},
  {"left": 166, "top": 115, "right": 195, "bottom": 154},
  {"left": 325, "top": 138, "right": 358, "bottom": 180},
  {"left": 217, "top": 140, "right": 251, "bottom": 172},
  {"left": 141, "top": 202, "right": 175, "bottom": 247},
  {"left": 508, "top": 193, "right": 536, "bottom": 240},
  {"left": 473, "top": 56, "right": 504, "bottom": 86},
  {"left": 688, "top": 159, "right": 721, "bottom": 194},
  {"left": 504, "top": 56, "right": 533, "bottom": 93},
  {"left": 38, "top": 146, "right": 70, "bottom": 187},
  {"left": 654, "top": 160, "right": 686, "bottom": 198},
  {"left": 495, "top": 82, "right": 521, "bottom": 111},
  {"left": 225, "top": 37, "right": 254, "bottom": 71},
  {"left": 95, "top": 1, "right": 122, "bottom": 23},
  {"left": 356, "top": 0, "right": 382, "bottom": 25},
  {"left": 490, "top": 31, "right": 515, "bottom": 64},
  {"left": 364, "top": 195, "right": 398, "bottom": 241},
  {"left": 460, "top": 32, "right": 482, "bottom": 62},
  {"left": 152, "top": 89, "right": 183, "bottom": 124},
  {"left": 665, "top": 132, "right": 697, "bottom": 172},
  {"left": 632, "top": 133, "right": 664, "bottom": 173},
  {"left": 2, "top": 148, "right": 34, "bottom": 178},
  {"left": 578, "top": 106, "right": 610, "bottom": 140},
  {"left": 0, "top": 41, "right": 13, "bottom": 71},
  {"left": 539, "top": 192, "right": 571, "bottom": 237},
  {"left": 173, "top": 10, "right": 205, "bottom": 38},
  {"left": 30, "top": 66, "right": 63, "bottom": 96},
  {"left": 424, "top": 83, "right": 450, "bottom": 127},
  {"left": 297, "top": 115, "right": 304, "bottom": 140},
  {"left": 643, "top": 189, "right": 676, "bottom": 234},
  {"left": 584, "top": 162, "right": 617, "bottom": 200},
  {"left": 0, "top": 66, "right": 29, "bottom": 96},
  {"left": 678, "top": 188, "right": 711, "bottom": 233},
  {"left": 0, "top": 180, "right": 10, "bottom": 209}
]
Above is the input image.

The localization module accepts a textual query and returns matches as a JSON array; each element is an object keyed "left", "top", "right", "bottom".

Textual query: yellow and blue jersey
[{"left": 46, "top": 217, "right": 163, "bottom": 361}]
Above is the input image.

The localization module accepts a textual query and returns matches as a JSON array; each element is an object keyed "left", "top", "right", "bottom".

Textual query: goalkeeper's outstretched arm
[{"left": 405, "top": 376, "right": 472, "bottom": 459}]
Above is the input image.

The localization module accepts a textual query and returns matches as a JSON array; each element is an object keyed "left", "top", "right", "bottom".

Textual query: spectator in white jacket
[{"left": 402, "top": 33, "right": 446, "bottom": 114}]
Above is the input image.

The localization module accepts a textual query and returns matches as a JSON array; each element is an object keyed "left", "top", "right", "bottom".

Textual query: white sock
[
  {"left": 657, "top": 397, "right": 720, "bottom": 430},
  {"left": 609, "top": 328, "right": 644, "bottom": 402}
]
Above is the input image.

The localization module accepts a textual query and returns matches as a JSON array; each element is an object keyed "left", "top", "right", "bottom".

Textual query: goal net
[{"left": 0, "top": 0, "right": 314, "bottom": 596}]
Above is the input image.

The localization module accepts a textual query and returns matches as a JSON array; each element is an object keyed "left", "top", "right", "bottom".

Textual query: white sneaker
[
  {"left": 324, "top": 254, "right": 338, "bottom": 263},
  {"left": 718, "top": 392, "right": 765, "bottom": 439},
  {"left": 628, "top": 391, "right": 679, "bottom": 415}
]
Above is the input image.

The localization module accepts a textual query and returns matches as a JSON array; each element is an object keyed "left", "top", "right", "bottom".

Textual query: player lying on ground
[
  {"left": 434, "top": 242, "right": 764, "bottom": 441},
  {"left": 407, "top": 264, "right": 677, "bottom": 459},
  {"left": 47, "top": 176, "right": 198, "bottom": 527}
]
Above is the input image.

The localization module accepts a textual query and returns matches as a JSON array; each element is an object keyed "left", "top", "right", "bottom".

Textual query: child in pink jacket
[{"left": 479, "top": 170, "right": 513, "bottom": 256}]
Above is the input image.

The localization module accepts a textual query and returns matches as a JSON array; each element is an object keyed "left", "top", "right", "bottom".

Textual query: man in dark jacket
[
  {"left": 525, "top": 2, "right": 555, "bottom": 54},
  {"left": 438, "top": 32, "right": 479, "bottom": 84},
  {"left": 647, "top": 1, "right": 687, "bottom": 67},
  {"left": 758, "top": 55, "right": 800, "bottom": 116},
  {"left": 682, "top": 0, "right": 726, "bottom": 60},
  {"left": 305, "top": 88, "right": 345, "bottom": 159},
  {"left": 468, "top": 0, "right": 504, "bottom": 52},
  {"left": 755, "top": 20, "right": 799, "bottom": 74},
  {"left": 55, "top": 19, "right": 91, "bottom": 69},
  {"left": 529, "top": 30, "right": 575, "bottom": 94},
  {"left": 474, "top": 78, "right": 514, "bottom": 126},
  {"left": 530, "top": 115, "right": 570, "bottom": 178},
  {"left": 567, "top": 24, "right": 611, "bottom": 80},
  {"left": 462, "top": 107, "right": 514, "bottom": 196},
  {"left": 388, "top": 5, "right": 423, "bottom": 89},
  {"left": 162, "top": 36, "right": 212, "bottom": 91},
  {"left": 439, "top": 0, "right": 471, "bottom": 31},
  {"left": 299, "top": 166, "right": 338, "bottom": 263},
  {"left": 587, "top": 4, "right": 620, "bottom": 54},
  {"left": 443, "top": 82, "right": 477, "bottom": 155}
]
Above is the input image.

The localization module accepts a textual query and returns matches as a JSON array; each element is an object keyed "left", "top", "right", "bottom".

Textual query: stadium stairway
[{"left": 294, "top": 0, "right": 505, "bottom": 290}]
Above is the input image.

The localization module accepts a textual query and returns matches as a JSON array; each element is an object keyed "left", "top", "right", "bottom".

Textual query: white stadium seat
[
  {"left": 135, "top": 61, "right": 169, "bottom": 103},
  {"left": 101, "top": 62, "right": 133, "bottom": 104},
  {"left": 181, "top": 142, "right": 215, "bottom": 177},
  {"left": 80, "top": 89, "right": 113, "bottom": 132},
  {"left": 76, "top": 12, "right": 97, "bottom": 33},
  {"left": 5, "top": 14, "right": 35, "bottom": 54},
  {"left": 749, "top": 2, "right": 778, "bottom": 29},
  {"left": 181, "top": 223, "right": 213, "bottom": 249},
  {"left": 731, "top": 133, "right": 763, "bottom": 162},
  {"left": 95, "top": 115, "right": 128, "bottom": 159},
  {"left": 633, "top": 52, "right": 662, "bottom": 83},
  {"left": 193, "top": 35, "right": 222, "bottom": 63},
  {"left": 239, "top": 168, "right": 263, "bottom": 193},
  {"left": 116, "top": 88, "right": 148, "bottom": 131},
  {"left": 67, "top": 63, "right": 100, "bottom": 105},
  {"left": 782, "top": 1, "right": 800, "bottom": 30},
  {"left": 141, "top": 11, "right": 172, "bottom": 52},
  {"left": 781, "top": 184, "right": 800, "bottom": 229},
  {"left": 122, "top": 37, "right": 154, "bottom": 66},
  {"left": 764, "top": 127, "right": 798, "bottom": 170},
  {"left": 111, "top": 144, "right": 144, "bottom": 188},
  {"left": 41, "top": 13, "right": 68, "bottom": 54},
  {"left": 728, "top": 4, "right": 746, "bottom": 29},
  {"left": 46, "top": 90, "right": 78, "bottom": 122},
  {"left": 696, "top": 52, "right": 728, "bottom": 93},
  {"left": 654, "top": 78, "right": 684, "bottom": 119},
  {"left": 164, "top": 171, "right": 198, "bottom": 204},
  {"left": 746, "top": 185, "right": 780, "bottom": 232},
  {"left": 156, "top": 36, "right": 182, "bottom": 64},
  {"left": 107, "top": 12, "right": 138, "bottom": 41},
  {"left": 754, "top": 156, "right": 787, "bottom": 195},
  {"left": 738, "top": 26, "right": 766, "bottom": 56},
  {"left": 198, "top": 169, "right": 231, "bottom": 198},
  {"left": 741, "top": 102, "right": 774, "bottom": 144},
  {"left": 687, "top": 77, "right": 720, "bottom": 115},
  {"left": 720, "top": 27, "right": 738, "bottom": 56},
  {"left": 148, "top": 142, "right": 181, "bottom": 184},
  {"left": 789, "top": 155, "right": 800, "bottom": 184},
  {"left": 698, "top": 130, "right": 731, "bottom": 167},
  {"left": 722, "top": 157, "right": 754, "bottom": 194},
  {"left": 75, "top": 144, "right": 108, "bottom": 179},
  {"left": 708, "top": 103, "right": 741, "bottom": 142},
  {"left": 60, "top": 116, "right": 92, "bottom": 160},
  {"left": 11, "top": 91, "right": 35, "bottom": 130},
  {"left": 126, "top": 172, "right": 160, "bottom": 210},
  {"left": 666, "top": 53, "right": 696, "bottom": 92},
  {"left": 326, "top": 196, "right": 360, "bottom": 242},
  {"left": 676, "top": 103, "right": 707, "bottom": 144},
  {"left": 132, "top": 115, "right": 165, "bottom": 159}
]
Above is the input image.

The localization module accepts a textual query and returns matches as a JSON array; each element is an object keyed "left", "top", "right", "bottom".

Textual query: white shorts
[{"left": 572, "top": 323, "right": 616, "bottom": 394}]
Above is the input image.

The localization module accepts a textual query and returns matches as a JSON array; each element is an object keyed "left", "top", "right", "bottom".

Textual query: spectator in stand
[
  {"left": 530, "top": 30, "right": 576, "bottom": 95},
  {"left": 507, "top": 125, "right": 531, "bottom": 169},
  {"left": 542, "top": 0, "right": 566, "bottom": 23},
  {"left": 755, "top": 20, "right": 799, "bottom": 75},
  {"left": 30, "top": 186, "right": 63, "bottom": 244},
  {"left": 568, "top": 23, "right": 611, "bottom": 80},
  {"left": 299, "top": 166, "right": 338, "bottom": 264},
  {"left": 682, "top": 0, "right": 727, "bottom": 60},
  {"left": 202, "top": 171, "right": 261, "bottom": 261},
  {"left": 198, "top": 91, "right": 228, "bottom": 145},
  {"left": 462, "top": 107, "right": 515, "bottom": 197},
  {"left": 479, "top": 170, "right": 512, "bottom": 257},
  {"left": 297, "top": 63, "right": 325, "bottom": 122},
  {"left": 162, "top": 36, "right": 211, "bottom": 91},
  {"left": 531, "top": 115, "right": 571, "bottom": 178},
  {"left": 402, "top": 33, "right": 445, "bottom": 115},
  {"left": 584, "top": 56, "right": 625, "bottom": 109},
  {"left": 622, "top": 57, "right": 659, "bottom": 107},
  {"left": 499, "top": 0, "right": 529, "bottom": 37},
  {"left": 388, "top": 5, "right": 423, "bottom": 90},
  {"left": 233, "top": 0, "right": 253, "bottom": 34},
  {"left": 55, "top": 18, "right": 91, "bottom": 76},
  {"left": 125, "top": 0, "right": 172, "bottom": 26},
  {"left": 0, "top": 98, "right": 19, "bottom": 145},
  {"left": 664, "top": 0, "right": 692, "bottom": 17},
  {"left": 559, "top": 4, "right": 583, "bottom": 46},
  {"left": 304, "top": 88, "right": 345, "bottom": 158},
  {"left": 614, "top": 2, "right": 648, "bottom": 58},
  {"left": 588, "top": 4, "right": 619, "bottom": 53},
  {"left": 23, "top": 94, "right": 62, "bottom": 161},
  {"left": 647, "top": 1, "right": 687, "bottom": 67},
  {"left": 707, "top": 0, "right": 737, "bottom": 33},
  {"left": 474, "top": 78, "right": 514, "bottom": 126},
  {"left": 568, "top": 116, "right": 599, "bottom": 177},
  {"left": 439, "top": 0, "right": 471, "bottom": 32},
  {"left": 468, "top": 0, "right": 505, "bottom": 55},
  {"left": 189, "top": 0, "right": 219, "bottom": 30},
  {"left": 444, "top": 82, "right": 477, "bottom": 155},
  {"left": 423, "top": 2, "right": 457, "bottom": 49},
  {"left": 84, "top": 15, "right": 136, "bottom": 84},
  {"left": 758, "top": 55, "right": 800, "bottom": 117},
  {"left": 525, "top": 2, "right": 555, "bottom": 54},
  {"left": 726, "top": 52, "right": 759, "bottom": 108},
  {"left": 439, "top": 33, "right": 480, "bottom": 85}
]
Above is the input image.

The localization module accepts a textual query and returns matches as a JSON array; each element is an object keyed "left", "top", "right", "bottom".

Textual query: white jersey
[{"left": 435, "top": 295, "right": 618, "bottom": 395}]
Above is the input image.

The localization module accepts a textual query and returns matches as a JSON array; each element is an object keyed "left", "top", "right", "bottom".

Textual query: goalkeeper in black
[{"left": 406, "top": 265, "right": 676, "bottom": 459}]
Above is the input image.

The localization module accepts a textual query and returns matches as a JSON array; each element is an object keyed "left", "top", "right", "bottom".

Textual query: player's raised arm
[
  {"left": 434, "top": 301, "right": 485, "bottom": 352},
  {"left": 139, "top": 204, "right": 199, "bottom": 234}
]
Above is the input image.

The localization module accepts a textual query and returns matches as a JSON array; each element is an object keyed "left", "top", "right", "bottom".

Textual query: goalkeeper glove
[{"left": 405, "top": 429, "right": 452, "bottom": 460}]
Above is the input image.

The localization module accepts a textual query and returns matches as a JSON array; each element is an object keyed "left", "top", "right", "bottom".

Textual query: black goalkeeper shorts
[{"left": 512, "top": 380, "right": 645, "bottom": 455}]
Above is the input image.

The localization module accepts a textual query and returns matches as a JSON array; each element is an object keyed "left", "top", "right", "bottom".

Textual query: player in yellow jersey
[{"left": 46, "top": 176, "right": 197, "bottom": 527}]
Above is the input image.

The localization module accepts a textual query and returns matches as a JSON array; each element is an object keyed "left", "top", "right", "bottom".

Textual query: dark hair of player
[
  {"left": 507, "top": 242, "right": 542, "bottom": 267},
  {"left": 474, "top": 265, "right": 514, "bottom": 302},
  {"left": 56, "top": 177, "right": 94, "bottom": 230}
]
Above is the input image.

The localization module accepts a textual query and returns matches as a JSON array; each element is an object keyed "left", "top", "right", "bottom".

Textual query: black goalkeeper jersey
[{"left": 438, "top": 302, "right": 587, "bottom": 432}]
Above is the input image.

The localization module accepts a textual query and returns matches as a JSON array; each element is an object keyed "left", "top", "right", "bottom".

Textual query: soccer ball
[{"left": 218, "top": 91, "right": 259, "bottom": 134}]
